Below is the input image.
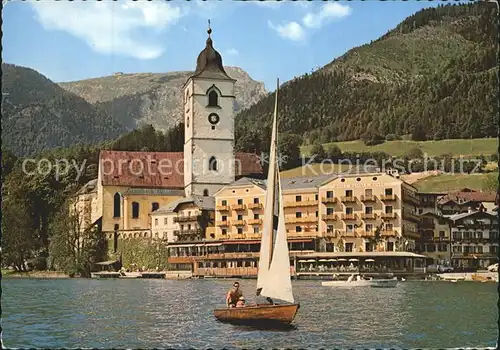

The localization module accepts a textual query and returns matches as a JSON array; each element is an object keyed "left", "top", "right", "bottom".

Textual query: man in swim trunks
[{"left": 226, "top": 281, "right": 243, "bottom": 307}]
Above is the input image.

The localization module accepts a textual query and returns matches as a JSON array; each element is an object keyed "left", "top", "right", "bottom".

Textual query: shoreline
[{"left": 1, "top": 271, "right": 71, "bottom": 279}]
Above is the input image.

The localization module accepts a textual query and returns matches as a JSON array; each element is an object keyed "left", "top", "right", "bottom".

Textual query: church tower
[{"left": 183, "top": 23, "right": 236, "bottom": 197}]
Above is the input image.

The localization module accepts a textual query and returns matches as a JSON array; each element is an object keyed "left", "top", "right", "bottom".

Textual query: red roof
[
  {"left": 438, "top": 189, "right": 497, "bottom": 205},
  {"left": 99, "top": 150, "right": 263, "bottom": 188}
]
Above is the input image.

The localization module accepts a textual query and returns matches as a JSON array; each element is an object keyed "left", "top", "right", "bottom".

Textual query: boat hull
[
  {"left": 214, "top": 303, "right": 300, "bottom": 326},
  {"left": 321, "top": 280, "right": 371, "bottom": 287},
  {"left": 370, "top": 279, "right": 398, "bottom": 288}
]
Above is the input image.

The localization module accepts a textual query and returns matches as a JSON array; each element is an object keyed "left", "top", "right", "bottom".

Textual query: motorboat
[{"left": 321, "top": 274, "right": 372, "bottom": 287}]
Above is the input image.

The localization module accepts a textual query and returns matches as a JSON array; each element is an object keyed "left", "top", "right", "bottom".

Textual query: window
[
  {"left": 385, "top": 206, "right": 393, "bottom": 214},
  {"left": 315, "top": 194, "right": 319, "bottom": 201},
  {"left": 365, "top": 242, "right": 372, "bottom": 252},
  {"left": 222, "top": 228, "right": 227, "bottom": 235},
  {"left": 326, "top": 207, "right": 334, "bottom": 215},
  {"left": 491, "top": 246, "right": 498, "bottom": 253},
  {"left": 366, "top": 224, "right": 373, "bottom": 232},
  {"left": 346, "top": 207, "right": 353, "bottom": 214},
  {"left": 253, "top": 198, "right": 259, "bottom": 204},
  {"left": 296, "top": 212, "right": 302, "bottom": 218},
  {"left": 296, "top": 226, "right": 302, "bottom": 232},
  {"left": 237, "top": 214, "right": 243, "bottom": 220},
  {"left": 386, "top": 223, "right": 393, "bottom": 231},
  {"left": 385, "top": 188, "right": 393, "bottom": 195},
  {"left": 365, "top": 189, "right": 372, "bottom": 196},
  {"left": 490, "top": 231, "right": 499, "bottom": 239},
  {"left": 438, "top": 244, "right": 447, "bottom": 252},
  {"left": 296, "top": 195, "right": 302, "bottom": 202},
  {"left": 114, "top": 224, "right": 119, "bottom": 231},
  {"left": 386, "top": 242, "right": 394, "bottom": 251},
  {"left": 203, "top": 189, "right": 209, "bottom": 196},
  {"left": 418, "top": 208, "right": 423, "bottom": 214},
  {"left": 238, "top": 199, "right": 243, "bottom": 205},
  {"left": 346, "top": 224, "right": 353, "bottom": 232},
  {"left": 222, "top": 215, "right": 227, "bottom": 221},
  {"left": 254, "top": 213, "right": 259, "bottom": 219},
  {"left": 254, "top": 227, "right": 259, "bottom": 234},
  {"left": 439, "top": 231, "right": 445, "bottom": 239},
  {"left": 365, "top": 207, "right": 373, "bottom": 214},
  {"left": 164, "top": 218, "right": 168, "bottom": 225},
  {"left": 315, "top": 211, "right": 318, "bottom": 217},
  {"left": 132, "top": 202, "right": 140, "bottom": 218},
  {"left": 326, "top": 191, "right": 334, "bottom": 198},
  {"left": 345, "top": 243, "right": 353, "bottom": 252},
  {"left": 221, "top": 200, "right": 227, "bottom": 206},
  {"left": 475, "top": 231, "right": 483, "bottom": 239},
  {"left": 152, "top": 202, "right": 159, "bottom": 212},
  {"left": 345, "top": 190, "right": 353, "bottom": 197},
  {"left": 155, "top": 218, "right": 158, "bottom": 226},
  {"left": 327, "top": 225, "right": 334, "bottom": 233},
  {"left": 209, "top": 156, "right": 218, "bottom": 171},
  {"left": 208, "top": 89, "right": 219, "bottom": 107},
  {"left": 113, "top": 193, "right": 121, "bottom": 217},
  {"left": 453, "top": 232, "right": 462, "bottom": 240},
  {"left": 237, "top": 227, "right": 243, "bottom": 234}
]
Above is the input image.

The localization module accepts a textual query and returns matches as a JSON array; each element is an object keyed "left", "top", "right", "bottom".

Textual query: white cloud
[
  {"left": 254, "top": 1, "right": 282, "bottom": 9},
  {"left": 226, "top": 48, "right": 239, "bottom": 56},
  {"left": 30, "top": 1, "right": 186, "bottom": 60},
  {"left": 268, "top": 20, "right": 305, "bottom": 42},
  {"left": 302, "top": 2, "right": 351, "bottom": 29}
]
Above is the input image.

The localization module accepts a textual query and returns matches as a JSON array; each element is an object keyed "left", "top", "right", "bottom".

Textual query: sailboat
[{"left": 213, "top": 79, "right": 300, "bottom": 327}]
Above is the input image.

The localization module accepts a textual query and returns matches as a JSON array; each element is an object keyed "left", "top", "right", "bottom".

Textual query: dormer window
[{"left": 208, "top": 90, "right": 218, "bottom": 107}]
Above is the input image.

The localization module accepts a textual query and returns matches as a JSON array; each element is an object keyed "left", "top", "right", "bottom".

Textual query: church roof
[
  {"left": 99, "top": 150, "right": 262, "bottom": 188},
  {"left": 190, "top": 25, "right": 235, "bottom": 81}
]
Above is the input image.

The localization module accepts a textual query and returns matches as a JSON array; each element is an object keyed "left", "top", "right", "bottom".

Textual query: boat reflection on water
[{"left": 217, "top": 319, "right": 299, "bottom": 332}]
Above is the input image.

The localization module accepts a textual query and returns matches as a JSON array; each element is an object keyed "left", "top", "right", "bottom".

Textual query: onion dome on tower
[{"left": 191, "top": 20, "right": 234, "bottom": 80}]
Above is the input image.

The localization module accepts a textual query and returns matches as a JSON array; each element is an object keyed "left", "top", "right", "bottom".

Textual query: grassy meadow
[{"left": 301, "top": 138, "right": 497, "bottom": 158}]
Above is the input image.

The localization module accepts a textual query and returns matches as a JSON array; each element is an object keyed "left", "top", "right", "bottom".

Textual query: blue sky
[{"left": 2, "top": 0, "right": 444, "bottom": 90}]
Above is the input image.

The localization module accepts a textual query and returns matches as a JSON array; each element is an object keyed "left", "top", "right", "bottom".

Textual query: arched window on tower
[
  {"left": 132, "top": 202, "right": 140, "bottom": 219},
  {"left": 152, "top": 202, "right": 159, "bottom": 212},
  {"left": 209, "top": 156, "right": 218, "bottom": 171},
  {"left": 113, "top": 193, "right": 121, "bottom": 218},
  {"left": 203, "top": 189, "right": 209, "bottom": 196},
  {"left": 208, "top": 90, "right": 219, "bottom": 107}
]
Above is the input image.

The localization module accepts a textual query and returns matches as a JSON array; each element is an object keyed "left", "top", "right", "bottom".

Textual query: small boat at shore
[
  {"left": 214, "top": 79, "right": 299, "bottom": 327},
  {"left": 321, "top": 274, "right": 372, "bottom": 287}
]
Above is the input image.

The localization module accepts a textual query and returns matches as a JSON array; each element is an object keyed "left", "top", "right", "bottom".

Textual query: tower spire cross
[{"left": 207, "top": 19, "right": 212, "bottom": 37}]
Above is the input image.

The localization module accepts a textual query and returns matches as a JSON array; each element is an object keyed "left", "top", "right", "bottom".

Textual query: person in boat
[
  {"left": 236, "top": 296, "right": 246, "bottom": 308},
  {"left": 226, "top": 281, "right": 243, "bottom": 308}
]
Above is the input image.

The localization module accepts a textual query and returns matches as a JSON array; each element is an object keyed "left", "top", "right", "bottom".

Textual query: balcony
[
  {"left": 403, "top": 210, "right": 421, "bottom": 223},
  {"left": 216, "top": 221, "right": 230, "bottom": 227},
  {"left": 358, "top": 231, "right": 376, "bottom": 238},
  {"left": 285, "top": 217, "right": 318, "bottom": 224},
  {"left": 232, "top": 204, "right": 246, "bottom": 211},
  {"left": 380, "top": 212, "right": 396, "bottom": 220},
  {"left": 247, "top": 219, "right": 263, "bottom": 225},
  {"left": 321, "top": 196, "right": 338, "bottom": 204},
  {"left": 285, "top": 200, "right": 319, "bottom": 208},
  {"left": 380, "top": 194, "right": 396, "bottom": 201},
  {"left": 216, "top": 205, "right": 230, "bottom": 211},
  {"left": 173, "top": 228, "right": 203, "bottom": 236},
  {"left": 381, "top": 230, "right": 398, "bottom": 237},
  {"left": 322, "top": 231, "right": 338, "bottom": 238},
  {"left": 288, "top": 231, "right": 320, "bottom": 238},
  {"left": 322, "top": 214, "right": 338, "bottom": 221},
  {"left": 360, "top": 195, "right": 377, "bottom": 202},
  {"left": 360, "top": 213, "right": 376, "bottom": 220},
  {"left": 233, "top": 220, "right": 246, "bottom": 226},
  {"left": 247, "top": 203, "right": 263, "bottom": 210},
  {"left": 174, "top": 215, "right": 201, "bottom": 223},
  {"left": 341, "top": 196, "right": 357, "bottom": 203},
  {"left": 341, "top": 213, "right": 357, "bottom": 220}
]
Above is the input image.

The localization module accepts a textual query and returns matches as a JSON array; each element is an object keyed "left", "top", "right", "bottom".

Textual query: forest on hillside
[{"left": 235, "top": 2, "right": 498, "bottom": 152}]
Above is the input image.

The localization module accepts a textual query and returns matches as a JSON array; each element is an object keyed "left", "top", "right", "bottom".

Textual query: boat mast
[{"left": 268, "top": 78, "right": 279, "bottom": 269}]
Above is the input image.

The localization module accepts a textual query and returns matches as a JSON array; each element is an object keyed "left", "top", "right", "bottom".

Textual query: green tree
[
  {"left": 278, "top": 133, "right": 302, "bottom": 170},
  {"left": 411, "top": 124, "right": 427, "bottom": 141},
  {"left": 310, "top": 144, "right": 327, "bottom": 162},
  {"left": 326, "top": 144, "right": 343, "bottom": 161}
]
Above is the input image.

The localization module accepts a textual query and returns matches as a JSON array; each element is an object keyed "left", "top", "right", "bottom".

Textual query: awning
[
  {"left": 306, "top": 259, "right": 316, "bottom": 262},
  {"left": 337, "top": 258, "right": 347, "bottom": 261},
  {"left": 224, "top": 240, "right": 260, "bottom": 245},
  {"left": 167, "top": 244, "right": 196, "bottom": 248},
  {"left": 95, "top": 260, "right": 119, "bottom": 266},
  {"left": 298, "top": 260, "right": 307, "bottom": 262},
  {"left": 289, "top": 239, "right": 313, "bottom": 243},
  {"left": 365, "top": 259, "right": 375, "bottom": 262},
  {"left": 349, "top": 258, "right": 359, "bottom": 262},
  {"left": 328, "top": 259, "right": 337, "bottom": 262},
  {"left": 204, "top": 243, "right": 223, "bottom": 247},
  {"left": 319, "top": 259, "right": 328, "bottom": 262}
]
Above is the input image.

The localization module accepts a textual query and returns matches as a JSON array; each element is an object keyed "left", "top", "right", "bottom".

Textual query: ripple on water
[{"left": 2, "top": 279, "right": 498, "bottom": 348}]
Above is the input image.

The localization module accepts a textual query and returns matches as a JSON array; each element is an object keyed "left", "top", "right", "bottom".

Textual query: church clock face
[{"left": 208, "top": 113, "right": 220, "bottom": 125}]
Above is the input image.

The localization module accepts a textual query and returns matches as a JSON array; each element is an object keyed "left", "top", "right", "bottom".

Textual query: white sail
[
  {"left": 260, "top": 170, "right": 294, "bottom": 303},
  {"left": 256, "top": 79, "right": 279, "bottom": 292},
  {"left": 256, "top": 78, "right": 295, "bottom": 304}
]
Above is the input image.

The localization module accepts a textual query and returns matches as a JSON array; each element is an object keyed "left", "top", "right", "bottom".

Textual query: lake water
[{"left": 1, "top": 278, "right": 498, "bottom": 348}]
